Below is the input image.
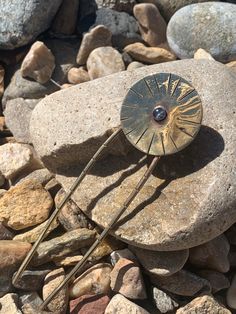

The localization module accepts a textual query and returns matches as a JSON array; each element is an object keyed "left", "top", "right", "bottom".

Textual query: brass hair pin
[{"left": 13, "top": 72, "right": 203, "bottom": 311}]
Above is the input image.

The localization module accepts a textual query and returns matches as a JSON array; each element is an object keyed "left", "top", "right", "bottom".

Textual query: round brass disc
[{"left": 120, "top": 73, "right": 203, "bottom": 156}]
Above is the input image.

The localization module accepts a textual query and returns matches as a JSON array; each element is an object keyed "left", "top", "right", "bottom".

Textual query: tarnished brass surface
[{"left": 121, "top": 73, "right": 203, "bottom": 156}]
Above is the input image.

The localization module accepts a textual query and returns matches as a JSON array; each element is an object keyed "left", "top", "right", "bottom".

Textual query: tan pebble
[
  {"left": 69, "top": 263, "right": 112, "bottom": 299},
  {"left": 87, "top": 47, "right": 125, "bottom": 79},
  {"left": 194, "top": 48, "right": 215, "bottom": 60},
  {"left": 77, "top": 25, "right": 112, "bottom": 65},
  {"left": 133, "top": 3, "right": 167, "bottom": 46},
  {"left": 43, "top": 268, "right": 68, "bottom": 314},
  {"left": 21, "top": 41, "right": 55, "bottom": 84},
  {"left": 110, "top": 258, "right": 147, "bottom": 299},
  {"left": 0, "top": 179, "right": 53, "bottom": 230},
  {"left": 124, "top": 42, "right": 176, "bottom": 64},
  {"left": 68, "top": 67, "right": 90, "bottom": 84},
  {"left": 177, "top": 294, "right": 231, "bottom": 314}
]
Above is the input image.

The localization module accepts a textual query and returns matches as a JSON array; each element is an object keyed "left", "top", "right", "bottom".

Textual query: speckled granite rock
[
  {"left": 30, "top": 59, "right": 236, "bottom": 250},
  {"left": 0, "top": 0, "right": 63, "bottom": 49},
  {"left": 177, "top": 294, "right": 231, "bottom": 314},
  {"left": 93, "top": 8, "right": 141, "bottom": 48},
  {"left": 167, "top": 2, "right": 236, "bottom": 62}
]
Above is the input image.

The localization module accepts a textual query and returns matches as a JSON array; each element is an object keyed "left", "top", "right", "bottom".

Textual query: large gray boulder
[
  {"left": 167, "top": 2, "right": 236, "bottom": 62},
  {"left": 30, "top": 59, "right": 236, "bottom": 250},
  {"left": 0, "top": 0, "right": 62, "bottom": 49}
]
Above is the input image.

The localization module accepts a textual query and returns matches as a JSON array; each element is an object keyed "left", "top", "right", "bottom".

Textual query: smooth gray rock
[
  {"left": 4, "top": 98, "right": 41, "bottom": 143},
  {"left": 129, "top": 245, "right": 188, "bottom": 276},
  {"left": 189, "top": 234, "right": 230, "bottom": 273},
  {"left": 93, "top": 8, "right": 142, "bottom": 48},
  {"left": 167, "top": 2, "right": 236, "bottom": 62},
  {"left": 31, "top": 228, "right": 96, "bottom": 266},
  {"left": 197, "top": 270, "right": 230, "bottom": 294},
  {"left": 15, "top": 168, "right": 53, "bottom": 186},
  {"left": 0, "top": 0, "right": 63, "bottom": 49},
  {"left": 30, "top": 59, "right": 236, "bottom": 250},
  {"left": 150, "top": 269, "right": 211, "bottom": 296},
  {"left": 141, "top": 0, "right": 215, "bottom": 21}
]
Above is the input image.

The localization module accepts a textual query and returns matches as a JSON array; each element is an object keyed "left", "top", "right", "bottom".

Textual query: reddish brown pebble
[{"left": 70, "top": 294, "right": 110, "bottom": 314}]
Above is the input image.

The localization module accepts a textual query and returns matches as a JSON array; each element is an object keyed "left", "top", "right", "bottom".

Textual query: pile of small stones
[{"left": 0, "top": 0, "right": 236, "bottom": 313}]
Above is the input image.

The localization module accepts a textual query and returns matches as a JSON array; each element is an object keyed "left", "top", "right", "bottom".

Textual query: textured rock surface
[
  {"left": 16, "top": 168, "right": 53, "bottom": 186},
  {"left": 152, "top": 286, "right": 178, "bottom": 313},
  {"left": 93, "top": 8, "right": 141, "bottom": 48},
  {"left": 55, "top": 189, "right": 91, "bottom": 231},
  {"left": 0, "top": 0, "right": 63, "bottom": 49},
  {"left": 150, "top": 269, "right": 210, "bottom": 296},
  {"left": 69, "top": 263, "right": 112, "bottom": 299},
  {"left": 0, "top": 293, "right": 22, "bottom": 314},
  {"left": 32, "top": 228, "right": 96, "bottom": 266},
  {"left": 133, "top": 3, "right": 166, "bottom": 46},
  {"left": 4, "top": 98, "right": 41, "bottom": 143},
  {"left": 124, "top": 42, "right": 176, "bottom": 64},
  {"left": 31, "top": 59, "right": 236, "bottom": 250},
  {"left": 70, "top": 294, "right": 110, "bottom": 314},
  {"left": 13, "top": 217, "right": 58, "bottom": 243},
  {"left": 176, "top": 294, "right": 231, "bottom": 314},
  {"left": 167, "top": 2, "right": 236, "bottom": 62},
  {"left": 147, "top": 0, "right": 215, "bottom": 21},
  {"left": 110, "top": 258, "right": 146, "bottom": 299},
  {"left": 129, "top": 245, "right": 188, "bottom": 276},
  {"left": 76, "top": 25, "right": 112, "bottom": 65},
  {"left": 96, "top": 0, "right": 136, "bottom": 14},
  {"left": 0, "top": 180, "right": 53, "bottom": 230},
  {"left": 0, "top": 143, "right": 39, "bottom": 179},
  {"left": 0, "top": 240, "right": 31, "bottom": 296},
  {"left": 87, "top": 47, "right": 125, "bottom": 79},
  {"left": 43, "top": 268, "right": 68, "bottom": 314},
  {"left": 189, "top": 235, "right": 230, "bottom": 273},
  {"left": 0, "top": 240, "right": 32, "bottom": 270},
  {"left": 105, "top": 294, "right": 149, "bottom": 314},
  {"left": 21, "top": 41, "right": 55, "bottom": 84}
]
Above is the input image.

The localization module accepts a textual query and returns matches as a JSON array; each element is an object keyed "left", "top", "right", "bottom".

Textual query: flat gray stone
[
  {"left": 129, "top": 245, "right": 189, "bottom": 276},
  {"left": 167, "top": 2, "right": 236, "bottom": 62},
  {"left": 0, "top": 0, "right": 62, "bottom": 50},
  {"left": 4, "top": 98, "right": 41, "bottom": 143},
  {"left": 31, "top": 59, "right": 236, "bottom": 250},
  {"left": 150, "top": 269, "right": 211, "bottom": 296}
]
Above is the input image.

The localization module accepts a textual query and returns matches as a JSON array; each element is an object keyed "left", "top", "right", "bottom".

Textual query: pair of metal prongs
[{"left": 13, "top": 73, "right": 203, "bottom": 311}]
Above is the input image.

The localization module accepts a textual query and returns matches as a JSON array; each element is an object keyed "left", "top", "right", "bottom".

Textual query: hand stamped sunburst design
[{"left": 121, "top": 73, "right": 203, "bottom": 156}]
